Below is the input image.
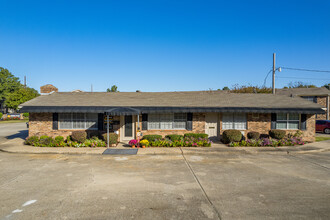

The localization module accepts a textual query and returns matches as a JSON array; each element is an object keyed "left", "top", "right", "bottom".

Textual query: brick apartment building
[{"left": 19, "top": 85, "right": 325, "bottom": 142}]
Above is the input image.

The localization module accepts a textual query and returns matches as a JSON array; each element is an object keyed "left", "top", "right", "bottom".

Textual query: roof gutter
[{"left": 19, "top": 106, "right": 325, "bottom": 114}]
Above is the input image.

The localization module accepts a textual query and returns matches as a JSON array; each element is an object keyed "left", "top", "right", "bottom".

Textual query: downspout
[
  {"left": 137, "top": 114, "right": 140, "bottom": 147},
  {"left": 107, "top": 114, "right": 109, "bottom": 148},
  {"left": 327, "top": 95, "right": 329, "bottom": 120}
]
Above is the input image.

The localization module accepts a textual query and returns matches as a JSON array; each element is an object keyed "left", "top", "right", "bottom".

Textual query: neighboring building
[
  {"left": 40, "top": 84, "right": 58, "bottom": 95},
  {"left": 19, "top": 90, "right": 324, "bottom": 142},
  {"left": 276, "top": 87, "right": 330, "bottom": 120}
]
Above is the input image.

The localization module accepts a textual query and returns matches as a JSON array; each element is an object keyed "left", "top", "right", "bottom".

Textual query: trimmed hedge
[
  {"left": 165, "top": 134, "right": 183, "bottom": 141},
  {"left": 39, "top": 136, "right": 54, "bottom": 147},
  {"left": 184, "top": 133, "right": 208, "bottom": 139},
  {"left": 54, "top": 136, "right": 64, "bottom": 143},
  {"left": 142, "top": 135, "right": 162, "bottom": 142},
  {"left": 102, "top": 133, "right": 118, "bottom": 145},
  {"left": 25, "top": 136, "right": 39, "bottom": 145},
  {"left": 247, "top": 131, "right": 260, "bottom": 140},
  {"left": 269, "top": 129, "right": 286, "bottom": 140},
  {"left": 222, "top": 130, "right": 242, "bottom": 144},
  {"left": 71, "top": 131, "right": 87, "bottom": 143}
]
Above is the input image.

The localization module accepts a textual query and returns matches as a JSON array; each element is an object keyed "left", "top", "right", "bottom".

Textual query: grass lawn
[
  {"left": 0, "top": 119, "right": 29, "bottom": 124},
  {"left": 315, "top": 136, "right": 330, "bottom": 142}
]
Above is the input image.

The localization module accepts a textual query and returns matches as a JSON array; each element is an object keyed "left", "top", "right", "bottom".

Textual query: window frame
[
  {"left": 222, "top": 113, "right": 247, "bottom": 130},
  {"left": 302, "top": 96, "right": 317, "bottom": 103},
  {"left": 147, "top": 113, "right": 187, "bottom": 130},
  {"left": 276, "top": 113, "right": 300, "bottom": 130},
  {"left": 58, "top": 113, "right": 98, "bottom": 130}
]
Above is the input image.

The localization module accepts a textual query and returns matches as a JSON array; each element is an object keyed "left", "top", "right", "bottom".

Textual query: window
[
  {"left": 59, "top": 113, "right": 98, "bottom": 130},
  {"left": 148, "top": 113, "right": 186, "bottom": 130},
  {"left": 302, "top": 96, "right": 317, "bottom": 103},
  {"left": 276, "top": 113, "right": 300, "bottom": 129},
  {"left": 222, "top": 113, "right": 247, "bottom": 130}
]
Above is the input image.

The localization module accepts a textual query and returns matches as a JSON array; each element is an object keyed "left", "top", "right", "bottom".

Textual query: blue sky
[{"left": 1, "top": 0, "right": 329, "bottom": 92}]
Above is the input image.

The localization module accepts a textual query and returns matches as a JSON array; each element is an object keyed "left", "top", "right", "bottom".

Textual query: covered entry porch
[{"left": 104, "top": 107, "right": 141, "bottom": 146}]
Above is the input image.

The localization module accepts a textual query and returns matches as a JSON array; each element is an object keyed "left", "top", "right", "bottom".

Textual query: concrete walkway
[{"left": 0, "top": 137, "right": 329, "bottom": 155}]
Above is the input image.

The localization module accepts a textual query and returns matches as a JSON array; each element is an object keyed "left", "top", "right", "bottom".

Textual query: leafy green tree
[
  {"left": 230, "top": 84, "right": 272, "bottom": 93},
  {"left": 222, "top": 86, "right": 230, "bottom": 90},
  {"left": 323, "top": 83, "right": 330, "bottom": 90},
  {"left": 106, "top": 85, "right": 119, "bottom": 92},
  {"left": 287, "top": 81, "right": 316, "bottom": 88},
  {"left": 5, "top": 87, "right": 39, "bottom": 110},
  {"left": 0, "top": 67, "right": 21, "bottom": 103}
]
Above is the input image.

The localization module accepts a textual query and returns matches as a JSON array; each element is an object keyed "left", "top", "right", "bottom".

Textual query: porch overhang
[{"left": 105, "top": 107, "right": 140, "bottom": 116}]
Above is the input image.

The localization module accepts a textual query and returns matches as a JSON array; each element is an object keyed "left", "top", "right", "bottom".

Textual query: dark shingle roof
[
  {"left": 276, "top": 87, "right": 330, "bottom": 96},
  {"left": 19, "top": 91, "right": 325, "bottom": 114}
]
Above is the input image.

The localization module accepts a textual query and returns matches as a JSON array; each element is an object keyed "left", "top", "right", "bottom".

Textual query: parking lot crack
[{"left": 179, "top": 147, "right": 222, "bottom": 220}]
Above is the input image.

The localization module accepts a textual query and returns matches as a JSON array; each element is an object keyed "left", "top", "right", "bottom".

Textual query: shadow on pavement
[{"left": 6, "top": 130, "right": 28, "bottom": 140}]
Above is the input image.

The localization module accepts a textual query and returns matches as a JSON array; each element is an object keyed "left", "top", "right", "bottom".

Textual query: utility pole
[
  {"left": 91, "top": 84, "right": 93, "bottom": 92},
  {"left": 24, "top": 76, "right": 27, "bottom": 88},
  {"left": 272, "top": 53, "right": 276, "bottom": 94}
]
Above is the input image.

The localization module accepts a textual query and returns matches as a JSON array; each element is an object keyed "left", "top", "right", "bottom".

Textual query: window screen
[
  {"left": 222, "top": 113, "right": 247, "bottom": 130},
  {"left": 148, "top": 113, "right": 186, "bottom": 130},
  {"left": 59, "top": 113, "right": 98, "bottom": 130},
  {"left": 276, "top": 113, "right": 300, "bottom": 130}
]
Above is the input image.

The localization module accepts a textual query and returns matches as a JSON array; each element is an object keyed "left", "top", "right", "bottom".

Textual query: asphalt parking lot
[
  {"left": 0, "top": 151, "right": 329, "bottom": 220},
  {"left": 0, "top": 122, "right": 27, "bottom": 142},
  {"left": 0, "top": 122, "right": 330, "bottom": 219}
]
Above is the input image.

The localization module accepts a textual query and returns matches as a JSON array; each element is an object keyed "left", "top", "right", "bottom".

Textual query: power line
[
  {"left": 263, "top": 69, "right": 272, "bottom": 87},
  {"left": 263, "top": 66, "right": 330, "bottom": 87},
  {"left": 276, "top": 76, "right": 330, "bottom": 81},
  {"left": 281, "top": 67, "right": 330, "bottom": 73}
]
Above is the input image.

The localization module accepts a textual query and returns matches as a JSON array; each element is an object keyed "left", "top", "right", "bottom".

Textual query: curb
[{"left": 1, "top": 146, "right": 327, "bottom": 156}]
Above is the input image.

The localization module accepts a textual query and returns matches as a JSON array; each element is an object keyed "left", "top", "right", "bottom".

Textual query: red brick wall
[
  {"left": 29, "top": 112, "right": 316, "bottom": 142},
  {"left": 219, "top": 113, "right": 315, "bottom": 142},
  {"left": 29, "top": 113, "right": 101, "bottom": 139},
  {"left": 138, "top": 113, "right": 206, "bottom": 137},
  {"left": 316, "top": 96, "right": 329, "bottom": 120}
]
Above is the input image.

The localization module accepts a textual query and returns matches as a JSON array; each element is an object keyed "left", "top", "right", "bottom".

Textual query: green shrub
[
  {"left": 84, "top": 137, "right": 106, "bottom": 147},
  {"left": 102, "top": 133, "right": 118, "bottom": 145},
  {"left": 23, "top": 113, "right": 29, "bottom": 118},
  {"left": 269, "top": 129, "right": 286, "bottom": 140},
  {"left": 165, "top": 134, "right": 183, "bottom": 141},
  {"left": 247, "top": 131, "right": 260, "bottom": 140},
  {"left": 66, "top": 135, "right": 71, "bottom": 142},
  {"left": 54, "top": 136, "right": 64, "bottom": 143},
  {"left": 0, "top": 112, "right": 3, "bottom": 119},
  {"left": 222, "top": 130, "right": 242, "bottom": 144},
  {"left": 142, "top": 135, "right": 162, "bottom": 142},
  {"left": 71, "top": 131, "right": 87, "bottom": 143},
  {"left": 25, "top": 136, "right": 39, "bottom": 145},
  {"left": 150, "top": 137, "right": 212, "bottom": 147},
  {"left": 184, "top": 133, "right": 208, "bottom": 139},
  {"left": 39, "top": 136, "right": 54, "bottom": 147}
]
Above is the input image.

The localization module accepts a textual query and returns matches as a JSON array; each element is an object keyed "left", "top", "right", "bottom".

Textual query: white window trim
[
  {"left": 58, "top": 113, "right": 98, "bottom": 130},
  {"left": 276, "top": 113, "right": 300, "bottom": 130},
  {"left": 148, "top": 113, "right": 187, "bottom": 130}
]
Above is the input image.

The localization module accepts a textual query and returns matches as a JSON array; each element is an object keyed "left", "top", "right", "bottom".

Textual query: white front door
[
  {"left": 120, "top": 115, "right": 135, "bottom": 142},
  {"left": 205, "top": 113, "right": 219, "bottom": 139}
]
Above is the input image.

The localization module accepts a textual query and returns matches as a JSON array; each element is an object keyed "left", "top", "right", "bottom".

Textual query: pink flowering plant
[{"left": 129, "top": 139, "right": 138, "bottom": 146}]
